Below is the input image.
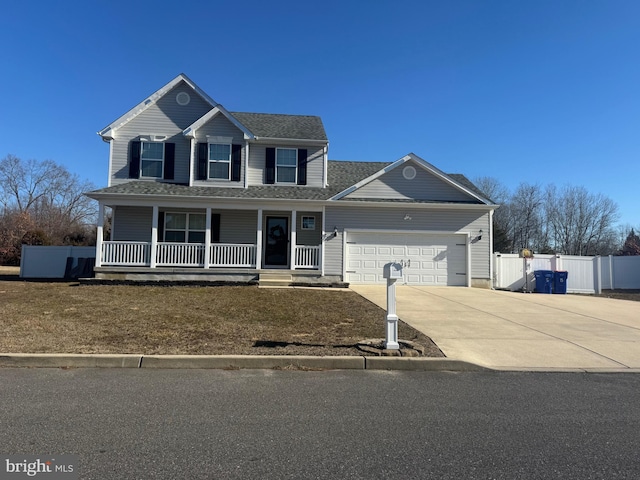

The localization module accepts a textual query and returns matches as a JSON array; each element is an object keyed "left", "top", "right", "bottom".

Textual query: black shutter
[
  {"left": 265, "top": 147, "right": 275, "bottom": 184},
  {"left": 297, "top": 149, "right": 307, "bottom": 185},
  {"left": 197, "top": 143, "right": 208, "bottom": 180},
  {"left": 129, "top": 141, "right": 141, "bottom": 179},
  {"left": 163, "top": 143, "right": 175, "bottom": 180},
  {"left": 158, "top": 212, "right": 165, "bottom": 242},
  {"left": 211, "top": 213, "right": 221, "bottom": 243},
  {"left": 231, "top": 144, "right": 242, "bottom": 182}
]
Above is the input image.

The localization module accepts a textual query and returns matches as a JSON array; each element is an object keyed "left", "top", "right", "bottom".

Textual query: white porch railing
[
  {"left": 156, "top": 242, "right": 205, "bottom": 267},
  {"left": 102, "top": 241, "right": 151, "bottom": 266},
  {"left": 294, "top": 245, "right": 321, "bottom": 269},
  {"left": 100, "top": 242, "right": 320, "bottom": 270},
  {"left": 210, "top": 244, "right": 256, "bottom": 267}
]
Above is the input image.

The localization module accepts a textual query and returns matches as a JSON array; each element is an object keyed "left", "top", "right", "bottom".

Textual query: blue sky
[{"left": 1, "top": 0, "right": 638, "bottom": 226}]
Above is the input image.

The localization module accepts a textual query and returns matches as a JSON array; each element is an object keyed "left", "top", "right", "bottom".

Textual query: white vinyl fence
[
  {"left": 493, "top": 253, "right": 640, "bottom": 294},
  {"left": 20, "top": 245, "right": 96, "bottom": 279}
]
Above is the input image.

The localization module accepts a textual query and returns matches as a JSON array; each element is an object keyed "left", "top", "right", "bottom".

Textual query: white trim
[
  {"left": 95, "top": 203, "right": 104, "bottom": 268},
  {"left": 466, "top": 233, "right": 472, "bottom": 287},
  {"left": 321, "top": 205, "right": 326, "bottom": 276},
  {"left": 275, "top": 147, "right": 297, "bottom": 184},
  {"left": 252, "top": 137, "right": 327, "bottom": 146},
  {"left": 244, "top": 141, "right": 249, "bottom": 189},
  {"left": 256, "top": 209, "right": 263, "bottom": 269},
  {"left": 85, "top": 193, "right": 493, "bottom": 214},
  {"left": 98, "top": 73, "right": 217, "bottom": 139},
  {"left": 139, "top": 141, "right": 165, "bottom": 179},
  {"left": 290, "top": 210, "right": 297, "bottom": 270},
  {"left": 150, "top": 206, "right": 158, "bottom": 268},
  {"left": 301, "top": 215, "right": 316, "bottom": 230},
  {"left": 489, "top": 209, "right": 494, "bottom": 288},
  {"left": 183, "top": 106, "right": 254, "bottom": 140},
  {"left": 163, "top": 211, "right": 206, "bottom": 243},
  {"left": 204, "top": 207, "right": 211, "bottom": 269},
  {"left": 107, "top": 140, "right": 114, "bottom": 188},
  {"left": 323, "top": 145, "right": 328, "bottom": 187},
  {"left": 188, "top": 138, "right": 195, "bottom": 186},
  {"left": 207, "top": 142, "right": 232, "bottom": 181}
]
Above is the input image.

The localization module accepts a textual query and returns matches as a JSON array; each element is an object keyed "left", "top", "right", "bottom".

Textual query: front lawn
[{"left": 0, "top": 267, "right": 442, "bottom": 356}]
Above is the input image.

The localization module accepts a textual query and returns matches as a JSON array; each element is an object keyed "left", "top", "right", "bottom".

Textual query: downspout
[
  {"left": 244, "top": 140, "right": 250, "bottom": 188},
  {"left": 323, "top": 144, "right": 328, "bottom": 187},
  {"left": 188, "top": 136, "right": 195, "bottom": 187}
]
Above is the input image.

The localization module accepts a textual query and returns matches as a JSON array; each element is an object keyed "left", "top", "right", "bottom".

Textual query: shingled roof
[
  {"left": 86, "top": 160, "right": 484, "bottom": 205},
  {"left": 231, "top": 112, "right": 327, "bottom": 141}
]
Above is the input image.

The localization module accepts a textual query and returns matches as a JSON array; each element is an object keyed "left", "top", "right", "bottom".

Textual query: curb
[{"left": 0, "top": 353, "right": 486, "bottom": 372}]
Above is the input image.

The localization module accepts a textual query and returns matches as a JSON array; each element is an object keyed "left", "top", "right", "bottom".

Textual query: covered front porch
[{"left": 95, "top": 204, "right": 325, "bottom": 273}]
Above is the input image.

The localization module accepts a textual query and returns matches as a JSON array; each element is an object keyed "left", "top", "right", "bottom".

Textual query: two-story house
[{"left": 87, "top": 73, "right": 496, "bottom": 287}]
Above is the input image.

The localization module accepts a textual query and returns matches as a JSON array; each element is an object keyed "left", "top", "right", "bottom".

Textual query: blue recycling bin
[
  {"left": 553, "top": 271, "right": 568, "bottom": 294},
  {"left": 534, "top": 270, "right": 554, "bottom": 294}
]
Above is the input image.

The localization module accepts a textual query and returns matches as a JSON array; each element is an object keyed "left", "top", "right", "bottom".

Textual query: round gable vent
[
  {"left": 176, "top": 92, "right": 191, "bottom": 106},
  {"left": 403, "top": 166, "right": 417, "bottom": 180}
]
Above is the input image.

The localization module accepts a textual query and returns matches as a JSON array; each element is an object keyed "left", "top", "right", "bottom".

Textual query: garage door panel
[{"left": 346, "top": 232, "right": 467, "bottom": 286}]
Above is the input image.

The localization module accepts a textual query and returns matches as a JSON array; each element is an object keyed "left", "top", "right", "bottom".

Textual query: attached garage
[{"left": 345, "top": 231, "right": 469, "bottom": 286}]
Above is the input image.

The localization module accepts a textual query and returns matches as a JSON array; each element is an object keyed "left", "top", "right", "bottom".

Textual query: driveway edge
[{"left": 0, "top": 353, "right": 486, "bottom": 372}]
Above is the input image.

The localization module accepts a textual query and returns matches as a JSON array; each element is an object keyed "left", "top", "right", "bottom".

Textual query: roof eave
[{"left": 252, "top": 136, "right": 328, "bottom": 145}]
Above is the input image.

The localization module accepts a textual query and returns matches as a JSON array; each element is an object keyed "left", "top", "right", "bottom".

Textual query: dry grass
[
  {"left": 595, "top": 290, "right": 640, "bottom": 302},
  {"left": 0, "top": 267, "right": 442, "bottom": 356}
]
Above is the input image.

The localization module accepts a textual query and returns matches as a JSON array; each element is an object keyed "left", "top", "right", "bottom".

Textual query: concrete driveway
[{"left": 350, "top": 285, "right": 640, "bottom": 371}]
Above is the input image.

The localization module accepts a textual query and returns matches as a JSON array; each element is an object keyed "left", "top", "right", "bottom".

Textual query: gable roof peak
[{"left": 98, "top": 73, "right": 217, "bottom": 140}]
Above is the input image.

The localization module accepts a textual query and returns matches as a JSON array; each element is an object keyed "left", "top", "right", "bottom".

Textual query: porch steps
[{"left": 258, "top": 272, "right": 293, "bottom": 288}]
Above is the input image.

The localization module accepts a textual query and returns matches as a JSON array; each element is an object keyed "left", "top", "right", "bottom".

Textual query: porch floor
[{"left": 91, "top": 266, "right": 346, "bottom": 287}]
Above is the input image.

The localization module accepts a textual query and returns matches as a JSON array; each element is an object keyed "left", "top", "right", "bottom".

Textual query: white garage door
[{"left": 345, "top": 232, "right": 467, "bottom": 285}]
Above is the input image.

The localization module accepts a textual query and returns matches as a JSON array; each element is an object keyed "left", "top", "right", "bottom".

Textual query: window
[
  {"left": 141, "top": 142, "right": 164, "bottom": 178},
  {"left": 276, "top": 148, "right": 297, "bottom": 183},
  {"left": 164, "top": 213, "right": 206, "bottom": 243},
  {"left": 301, "top": 216, "right": 315, "bottom": 230},
  {"left": 209, "top": 143, "right": 231, "bottom": 180}
]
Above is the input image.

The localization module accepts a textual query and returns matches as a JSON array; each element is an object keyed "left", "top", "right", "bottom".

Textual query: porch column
[
  {"left": 290, "top": 210, "right": 297, "bottom": 270},
  {"left": 150, "top": 205, "right": 158, "bottom": 268},
  {"left": 256, "top": 209, "right": 263, "bottom": 269},
  {"left": 204, "top": 207, "right": 211, "bottom": 269},
  {"left": 95, "top": 202, "right": 104, "bottom": 268}
]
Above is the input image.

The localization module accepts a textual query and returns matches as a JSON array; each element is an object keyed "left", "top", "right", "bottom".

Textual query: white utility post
[{"left": 383, "top": 262, "right": 403, "bottom": 350}]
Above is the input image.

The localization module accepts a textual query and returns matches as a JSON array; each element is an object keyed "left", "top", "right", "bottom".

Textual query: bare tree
[
  {"left": 0, "top": 154, "right": 97, "bottom": 263},
  {"left": 508, "top": 183, "right": 545, "bottom": 253},
  {"left": 545, "top": 185, "right": 618, "bottom": 255},
  {"left": 474, "top": 176, "right": 512, "bottom": 253}
]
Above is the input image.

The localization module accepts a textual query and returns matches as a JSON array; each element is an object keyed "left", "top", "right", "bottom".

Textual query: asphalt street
[{"left": 1, "top": 369, "right": 639, "bottom": 479}]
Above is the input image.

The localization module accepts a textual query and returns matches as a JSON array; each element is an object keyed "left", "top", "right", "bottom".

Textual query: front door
[{"left": 264, "top": 216, "right": 289, "bottom": 267}]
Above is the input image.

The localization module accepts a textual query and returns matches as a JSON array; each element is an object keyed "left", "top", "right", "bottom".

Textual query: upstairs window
[
  {"left": 164, "top": 213, "right": 206, "bottom": 243},
  {"left": 276, "top": 148, "right": 297, "bottom": 183},
  {"left": 141, "top": 142, "right": 164, "bottom": 178},
  {"left": 208, "top": 143, "right": 231, "bottom": 180}
]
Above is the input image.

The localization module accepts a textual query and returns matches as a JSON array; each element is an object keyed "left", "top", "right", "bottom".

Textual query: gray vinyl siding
[
  {"left": 110, "top": 81, "right": 212, "bottom": 185},
  {"left": 192, "top": 114, "right": 246, "bottom": 187},
  {"left": 324, "top": 205, "right": 491, "bottom": 279},
  {"left": 217, "top": 209, "right": 256, "bottom": 243},
  {"left": 247, "top": 144, "right": 324, "bottom": 187},
  {"left": 345, "top": 161, "right": 474, "bottom": 202},
  {"left": 296, "top": 212, "right": 322, "bottom": 246},
  {"left": 112, "top": 206, "right": 153, "bottom": 241}
]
